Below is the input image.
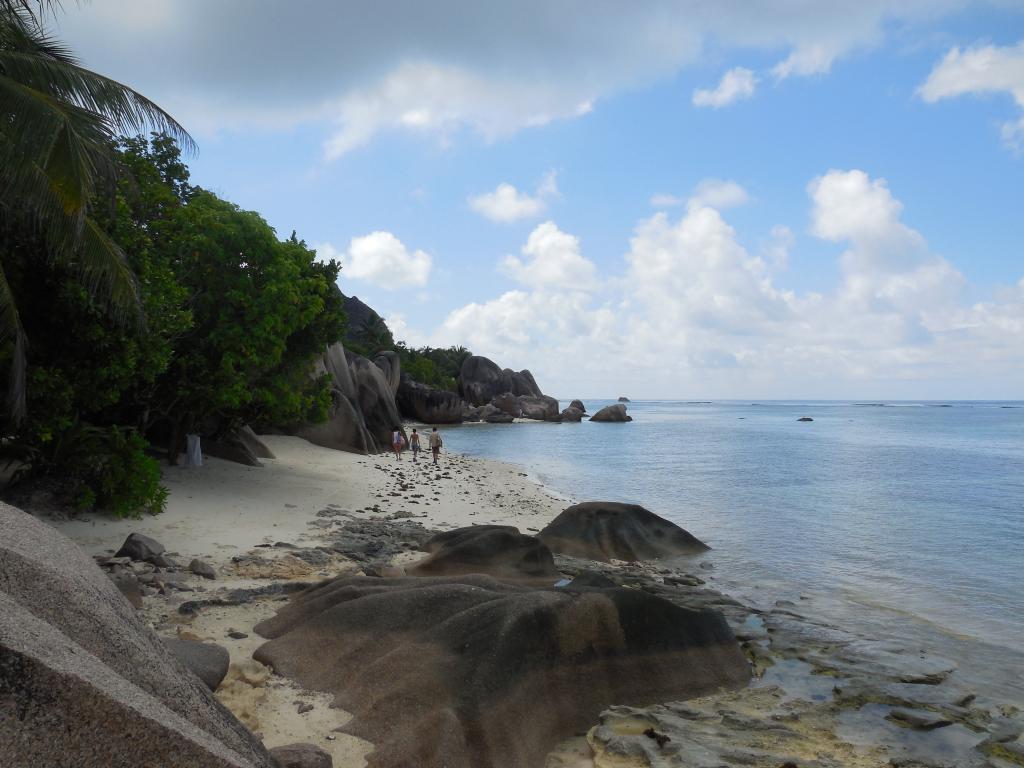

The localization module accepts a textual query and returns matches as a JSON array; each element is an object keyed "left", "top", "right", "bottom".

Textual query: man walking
[{"left": 428, "top": 427, "right": 443, "bottom": 465}]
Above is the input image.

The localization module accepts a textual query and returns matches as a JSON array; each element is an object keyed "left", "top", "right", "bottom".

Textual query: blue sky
[{"left": 58, "top": 1, "right": 1024, "bottom": 398}]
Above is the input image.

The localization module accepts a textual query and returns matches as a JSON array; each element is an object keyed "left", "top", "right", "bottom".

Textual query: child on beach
[
  {"left": 428, "top": 427, "right": 442, "bottom": 465},
  {"left": 391, "top": 426, "right": 405, "bottom": 460},
  {"left": 409, "top": 428, "right": 421, "bottom": 461}
]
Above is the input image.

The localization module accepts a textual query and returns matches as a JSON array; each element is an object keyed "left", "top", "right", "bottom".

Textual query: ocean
[{"left": 441, "top": 400, "right": 1024, "bottom": 702}]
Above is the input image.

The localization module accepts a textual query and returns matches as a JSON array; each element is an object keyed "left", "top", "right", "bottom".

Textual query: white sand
[{"left": 51, "top": 434, "right": 568, "bottom": 767}]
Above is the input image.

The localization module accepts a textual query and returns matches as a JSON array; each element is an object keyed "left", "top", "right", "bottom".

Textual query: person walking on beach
[
  {"left": 409, "top": 428, "right": 421, "bottom": 462},
  {"left": 428, "top": 427, "right": 443, "bottom": 465},
  {"left": 391, "top": 426, "right": 405, "bottom": 461}
]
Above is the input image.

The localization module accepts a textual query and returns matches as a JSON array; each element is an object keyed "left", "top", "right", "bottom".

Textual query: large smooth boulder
[
  {"left": 373, "top": 351, "right": 401, "bottom": 396},
  {"left": 410, "top": 525, "right": 559, "bottom": 580},
  {"left": 589, "top": 404, "right": 632, "bottom": 422},
  {"left": 0, "top": 502, "right": 273, "bottom": 767},
  {"left": 396, "top": 375, "right": 464, "bottom": 424},
  {"left": 517, "top": 394, "right": 559, "bottom": 421},
  {"left": 558, "top": 406, "right": 584, "bottom": 422},
  {"left": 289, "top": 341, "right": 404, "bottom": 454},
  {"left": 490, "top": 392, "right": 521, "bottom": 417},
  {"left": 458, "top": 355, "right": 542, "bottom": 406},
  {"left": 164, "top": 638, "right": 231, "bottom": 691},
  {"left": 569, "top": 399, "right": 586, "bottom": 413},
  {"left": 253, "top": 574, "right": 750, "bottom": 768},
  {"left": 115, "top": 532, "right": 166, "bottom": 563},
  {"left": 269, "top": 743, "right": 333, "bottom": 768},
  {"left": 538, "top": 502, "right": 709, "bottom": 562}
]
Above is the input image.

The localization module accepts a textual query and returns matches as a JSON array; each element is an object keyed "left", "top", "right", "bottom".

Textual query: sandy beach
[{"left": 51, "top": 434, "right": 568, "bottom": 767}]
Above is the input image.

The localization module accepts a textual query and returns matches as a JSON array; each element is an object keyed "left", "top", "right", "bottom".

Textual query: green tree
[{"left": 0, "top": 1, "right": 192, "bottom": 420}]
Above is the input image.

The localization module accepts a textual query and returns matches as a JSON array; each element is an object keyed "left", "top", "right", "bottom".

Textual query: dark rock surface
[
  {"left": 396, "top": 374, "right": 464, "bottom": 424},
  {"left": 115, "top": 532, "right": 167, "bottom": 564},
  {"left": 539, "top": 502, "right": 709, "bottom": 562},
  {"left": 268, "top": 743, "right": 333, "bottom": 768},
  {"left": 458, "top": 355, "right": 543, "bottom": 406},
  {"left": 590, "top": 403, "right": 632, "bottom": 422},
  {"left": 491, "top": 392, "right": 521, "bottom": 417},
  {"left": 569, "top": 399, "right": 586, "bottom": 413},
  {"left": 164, "top": 638, "right": 231, "bottom": 691},
  {"left": 0, "top": 502, "right": 273, "bottom": 767},
  {"left": 190, "top": 558, "right": 217, "bottom": 580},
  {"left": 340, "top": 294, "right": 388, "bottom": 348},
  {"left": 558, "top": 406, "right": 584, "bottom": 422},
  {"left": 798, "top": 416, "right": 814, "bottom": 422},
  {"left": 253, "top": 573, "right": 750, "bottom": 768},
  {"left": 410, "top": 525, "right": 560, "bottom": 580},
  {"left": 204, "top": 430, "right": 267, "bottom": 467}
]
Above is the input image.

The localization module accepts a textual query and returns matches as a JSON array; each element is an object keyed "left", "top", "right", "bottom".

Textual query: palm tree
[{"left": 0, "top": 0, "right": 193, "bottom": 421}]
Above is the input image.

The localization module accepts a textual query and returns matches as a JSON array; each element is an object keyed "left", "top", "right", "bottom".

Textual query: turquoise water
[{"left": 440, "top": 400, "right": 1024, "bottom": 697}]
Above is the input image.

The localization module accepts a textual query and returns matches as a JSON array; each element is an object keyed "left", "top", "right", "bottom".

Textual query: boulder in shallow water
[
  {"left": 589, "top": 404, "right": 632, "bottom": 422},
  {"left": 538, "top": 501, "right": 709, "bottom": 562},
  {"left": 517, "top": 394, "right": 559, "bottom": 421},
  {"left": 559, "top": 406, "right": 584, "bottom": 422},
  {"left": 490, "top": 391, "right": 522, "bottom": 417},
  {"left": 410, "top": 525, "right": 559, "bottom": 580},
  {"left": 253, "top": 573, "right": 750, "bottom": 768},
  {"left": 797, "top": 416, "right": 814, "bottom": 422},
  {"left": 569, "top": 399, "right": 586, "bottom": 413},
  {"left": 269, "top": 743, "right": 333, "bottom": 768},
  {"left": 0, "top": 502, "right": 273, "bottom": 767}
]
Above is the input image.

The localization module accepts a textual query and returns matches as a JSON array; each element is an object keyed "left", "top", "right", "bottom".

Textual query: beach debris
[
  {"left": 188, "top": 558, "right": 217, "bottom": 580},
  {"left": 227, "top": 629, "right": 249, "bottom": 640}
]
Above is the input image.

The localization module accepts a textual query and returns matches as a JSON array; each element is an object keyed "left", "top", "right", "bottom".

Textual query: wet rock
[
  {"left": 163, "top": 638, "right": 231, "bottom": 691},
  {"left": 253, "top": 574, "right": 750, "bottom": 768},
  {"left": 269, "top": 742, "right": 333, "bottom": 768},
  {"left": 817, "top": 641, "right": 957, "bottom": 685},
  {"left": 189, "top": 558, "right": 217, "bottom": 580},
  {"left": 887, "top": 708, "right": 954, "bottom": 730},
  {"left": 410, "top": 525, "right": 560, "bottom": 580},
  {"left": 589, "top": 403, "right": 632, "bottom": 422},
  {"left": 797, "top": 416, "right": 814, "bottom": 422},
  {"left": 539, "top": 501, "right": 708, "bottom": 562},
  {"left": 558, "top": 406, "right": 585, "bottom": 422},
  {"left": 569, "top": 399, "right": 586, "bottom": 413}
]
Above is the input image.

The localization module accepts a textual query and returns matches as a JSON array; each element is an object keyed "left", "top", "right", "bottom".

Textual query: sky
[{"left": 56, "top": 1, "right": 1024, "bottom": 399}]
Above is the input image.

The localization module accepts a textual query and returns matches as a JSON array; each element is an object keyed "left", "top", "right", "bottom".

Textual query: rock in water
[
  {"left": 516, "top": 394, "right": 559, "bottom": 421},
  {"left": 458, "top": 355, "right": 542, "bottom": 406},
  {"left": 163, "top": 638, "right": 231, "bottom": 691},
  {"left": 618, "top": 396, "right": 630, "bottom": 402},
  {"left": 268, "top": 743, "right": 333, "bottom": 768},
  {"left": 538, "top": 502, "right": 709, "bottom": 562},
  {"left": 114, "top": 531, "right": 166, "bottom": 563},
  {"left": 569, "top": 399, "right": 586, "bottom": 413},
  {"left": 252, "top": 574, "right": 750, "bottom": 768},
  {"left": 589, "top": 404, "right": 632, "bottom": 422},
  {"left": 396, "top": 374, "right": 464, "bottom": 424},
  {"left": 490, "top": 392, "right": 522, "bottom": 417},
  {"left": 0, "top": 502, "right": 273, "bottom": 767},
  {"left": 559, "top": 406, "right": 584, "bottom": 422},
  {"left": 798, "top": 416, "right": 814, "bottom": 422},
  {"left": 410, "top": 525, "right": 560, "bottom": 580}
]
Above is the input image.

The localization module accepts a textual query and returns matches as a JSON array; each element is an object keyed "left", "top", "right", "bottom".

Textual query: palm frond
[{"left": 78, "top": 216, "right": 142, "bottom": 322}]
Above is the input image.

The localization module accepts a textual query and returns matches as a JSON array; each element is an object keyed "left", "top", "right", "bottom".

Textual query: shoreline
[{"left": 45, "top": 433, "right": 1024, "bottom": 766}]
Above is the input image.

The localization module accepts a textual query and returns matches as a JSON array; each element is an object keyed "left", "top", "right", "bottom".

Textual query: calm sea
[{"left": 441, "top": 400, "right": 1024, "bottom": 700}]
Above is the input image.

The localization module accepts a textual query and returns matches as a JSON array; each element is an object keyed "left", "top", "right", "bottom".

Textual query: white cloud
[
  {"left": 393, "top": 169, "right": 1020, "bottom": 398},
  {"left": 690, "top": 178, "right": 750, "bottom": 209},
  {"left": 56, "top": 1, "right": 974, "bottom": 150},
  {"left": 692, "top": 67, "right": 758, "bottom": 108},
  {"left": 650, "top": 193, "right": 685, "bottom": 208},
  {"left": 500, "top": 221, "right": 598, "bottom": 289},
  {"left": 336, "top": 231, "right": 432, "bottom": 289},
  {"left": 919, "top": 40, "right": 1024, "bottom": 152},
  {"left": 468, "top": 170, "right": 560, "bottom": 223}
]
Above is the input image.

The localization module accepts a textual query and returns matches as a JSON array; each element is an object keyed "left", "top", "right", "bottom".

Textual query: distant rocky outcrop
[
  {"left": 0, "top": 502, "right": 273, "bottom": 767},
  {"left": 253, "top": 573, "right": 749, "bottom": 768},
  {"left": 590, "top": 404, "right": 632, "bottom": 422},
  {"left": 396, "top": 374, "right": 464, "bottom": 424},
  {"left": 569, "top": 399, "right": 586, "bottom": 413},
  {"left": 341, "top": 294, "right": 389, "bottom": 349},
  {"left": 287, "top": 341, "right": 405, "bottom": 454},
  {"left": 618, "top": 396, "right": 630, "bottom": 402},
  {"left": 539, "top": 502, "right": 710, "bottom": 562},
  {"left": 409, "top": 525, "right": 560, "bottom": 580},
  {"left": 458, "top": 355, "right": 542, "bottom": 406}
]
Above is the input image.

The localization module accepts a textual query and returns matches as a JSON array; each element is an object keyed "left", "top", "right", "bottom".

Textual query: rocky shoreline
[{"left": 3, "top": 437, "right": 1023, "bottom": 767}]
